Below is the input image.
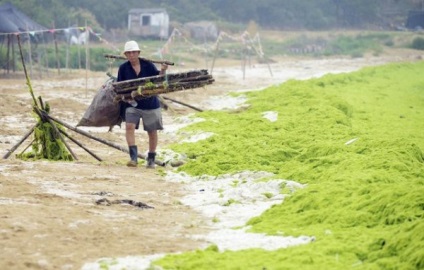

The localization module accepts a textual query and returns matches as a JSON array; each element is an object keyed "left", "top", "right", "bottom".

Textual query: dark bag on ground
[{"left": 77, "top": 78, "right": 122, "bottom": 127}]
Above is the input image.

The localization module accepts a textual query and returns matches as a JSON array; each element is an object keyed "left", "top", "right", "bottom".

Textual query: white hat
[{"left": 123, "top": 40, "right": 140, "bottom": 53}]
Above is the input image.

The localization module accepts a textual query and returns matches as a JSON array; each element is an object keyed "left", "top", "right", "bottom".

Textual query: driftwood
[
  {"left": 104, "top": 54, "right": 174, "bottom": 66},
  {"left": 95, "top": 198, "right": 154, "bottom": 209}
]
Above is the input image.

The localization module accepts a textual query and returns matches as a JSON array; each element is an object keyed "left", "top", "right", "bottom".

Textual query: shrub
[{"left": 411, "top": 37, "right": 424, "bottom": 50}]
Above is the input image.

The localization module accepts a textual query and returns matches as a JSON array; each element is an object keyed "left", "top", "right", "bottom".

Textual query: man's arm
[{"left": 159, "top": 64, "right": 168, "bottom": 75}]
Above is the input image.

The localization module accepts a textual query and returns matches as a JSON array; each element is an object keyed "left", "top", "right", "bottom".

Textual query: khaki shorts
[{"left": 125, "top": 107, "right": 163, "bottom": 131}]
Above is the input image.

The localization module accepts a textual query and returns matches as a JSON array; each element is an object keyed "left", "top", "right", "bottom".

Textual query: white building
[{"left": 128, "top": 8, "right": 169, "bottom": 39}]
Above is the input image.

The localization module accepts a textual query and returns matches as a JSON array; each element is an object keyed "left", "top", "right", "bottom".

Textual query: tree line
[{"left": 0, "top": 0, "right": 421, "bottom": 32}]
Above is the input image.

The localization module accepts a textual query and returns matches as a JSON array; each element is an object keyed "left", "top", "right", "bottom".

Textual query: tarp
[{"left": 0, "top": 2, "right": 47, "bottom": 33}]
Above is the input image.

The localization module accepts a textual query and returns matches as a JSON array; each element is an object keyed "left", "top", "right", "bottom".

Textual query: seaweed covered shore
[{"left": 156, "top": 61, "right": 424, "bottom": 269}]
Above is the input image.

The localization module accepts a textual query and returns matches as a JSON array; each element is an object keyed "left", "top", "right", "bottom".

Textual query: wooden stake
[
  {"left": 52, "top": 21, "right": 61, "bottom": 75},
  {"left": 26, "top": 26, "right": 33, "bottom": 78},
  {"left": 2, "top": 125, "right": 36, "bottom": 159},
  {"left": 210, "top": 38, "right": 221, "bottom": 74},
  {"left": 18, "top": 139, "right": 35, "bottom": 157},
  {"left": 16, "top": 34, "right": 39, "bottom": 108},
  {"left": 85, "top": 21, "right": 89, "bottom": 98}
]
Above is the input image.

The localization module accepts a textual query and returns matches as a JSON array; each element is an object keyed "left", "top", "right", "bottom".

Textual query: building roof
[
  {"left": 0, "top": 2, "right": 47, "bottom": 33},
  {"left": 129, "top": 8, "right": 168, "bottom": 14}
]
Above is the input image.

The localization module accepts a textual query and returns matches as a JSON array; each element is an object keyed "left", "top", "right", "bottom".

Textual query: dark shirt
[{"left": 117, "top": 58, "right": 160, "bottom": 110}]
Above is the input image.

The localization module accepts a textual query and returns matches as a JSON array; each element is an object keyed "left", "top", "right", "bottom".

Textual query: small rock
[{"left": 170, "top": 160, "right": 185, "bottom": 167}]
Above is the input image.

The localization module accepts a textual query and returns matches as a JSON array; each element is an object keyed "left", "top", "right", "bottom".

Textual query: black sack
[{"left": 77, "top": 78, "right": 122, "bottom": 127}]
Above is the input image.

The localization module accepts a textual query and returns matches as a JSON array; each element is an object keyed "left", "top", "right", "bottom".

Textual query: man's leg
[
  {"left": 147, "top": 130, "right": 158, "bottom": 152},
  {"left": 126, "top": 122, "right": 138, "bottom": 167},
  {"left": 146, "top": 130, "right": 158, "bottom": 168}
]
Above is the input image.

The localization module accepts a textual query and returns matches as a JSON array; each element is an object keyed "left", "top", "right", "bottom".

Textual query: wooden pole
[
  {"left": 11, "top": 34, "right": 16, "bottom": 73},
  {"left": 242, "top": 47, "right": 247, "bottom": 80},
  {"left": 162, "top": 96, "right": 203, "bottom": 112},
  {"left": 77, "top": 20, "right": 81, "bottom": 70},
  {"left": 37, "top": 49, "right": 42, "bottom": 79},
  {"left": 85, "top": 21, "right": 89, "bottom": 98},
  {"left": 59, "top": 129, "right": 102, "bottom": 161},
  {"left": 65, "top": 34, "right": 69, "bottom": 72},
  {"left": 256, "top": 33, "right": 273, "bottom": 77},
  {"left": 52, "top": 21, "right": 61, "bottom": 75},
  {"left": 2, "top": 125, "right": 36, "bottom": 159},
  {"left": 104, "top": 54, "right": 174, "bottom": 66},
  {"left": 26, "top": 25, "right": 33, "bottom": 77},
  {"left": 42, "top": 33, "right": 49, "bottom": 77},
  {"left": 203, "top": 34, "right": 208, "bottom": 70},
  {"left": 16, "top": 34, "right": 39, "bottom": 108},
  {"left": 6, "top": 34, "right": 10, "bottom": 74},
  {"left": 18, "top": 139, "right": 35, "bottom": 157},
  {"left": 210, "top": 38, "right": 220, "bottom": 74},
  {"left": 265, "top": 57, "right": 273, "bottom": 77}
]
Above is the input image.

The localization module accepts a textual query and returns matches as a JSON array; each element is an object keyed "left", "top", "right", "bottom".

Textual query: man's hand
[{"left": 160, "top": 64, "right": 168, "bottom": 75}]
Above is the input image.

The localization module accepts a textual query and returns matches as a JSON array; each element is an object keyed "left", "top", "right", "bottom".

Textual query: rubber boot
[
  {"left": 146, "top": 152, "right": 156, "bottom": 169},
  {"left": 127, "top": 145, "right": 138, "bottom": 167}
]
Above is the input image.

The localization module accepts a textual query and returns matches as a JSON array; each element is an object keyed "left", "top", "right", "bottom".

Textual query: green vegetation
[
  {"left": 153, "top": 61, "right": 424, "bottom": 269},
  {"left": 411, "top": 37, "right": 424, "bottom": 50},
  {"left": 1, "top": 31, "right": 422, "bottom": 73}
]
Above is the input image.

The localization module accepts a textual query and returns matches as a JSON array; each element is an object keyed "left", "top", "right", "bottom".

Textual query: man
[{"left": 117, "top": 40, "right": 168, "bottom": 168}]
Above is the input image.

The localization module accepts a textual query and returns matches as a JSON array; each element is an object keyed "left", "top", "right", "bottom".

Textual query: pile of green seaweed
[
  {"left": 16, "top": 100, "right": 73, "bottom": 161},
  {"left": 158, "top": 61, "right": 424, "bottom": 269}
]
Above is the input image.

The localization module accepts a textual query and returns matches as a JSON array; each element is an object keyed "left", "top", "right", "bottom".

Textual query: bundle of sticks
[{"left": 112, "top": 69, "right": 214, "bottom": 102}]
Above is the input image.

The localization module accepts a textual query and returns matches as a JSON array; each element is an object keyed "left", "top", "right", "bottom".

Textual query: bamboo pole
[
  {"left": 6, "top": 34, "right": 10, "bottom": 74},
  {"left": 11, "top": 34, "right": 16, "bottom": 72},
  {"left": 59, "top": 129, "right": 102, "bottom": 161},
  {"left": 242, "top": 48, "right": 247, "bottom": 80},
  {"left": 256, "top": 33, "right": 273, "bottom": 77},
  {"left": 104, "top": 54, "right": 175, "bottom": 66},
  {"left": 85, "top": 21, "right": 89, "bottom": 98},
  {"left": 77, "top": 20, "right": 81, "bottom": 70},
  {"left": 26, "top": 26, "right": 33, "bottom": 78},
  {"left": 18, "top": 139, "right": 35, "bottom": 157},
  {"left": 37, "top": 50, "right": 42, "bottom": 79},
  {"left": 52, "top": 21, "right": 61, "bottom": 75},
  {"left": 210, "top": 38, "right": 220, "bottom": 74},
  {"left": 16, "top": 34, "right": 39, "bottom": 108},
  {"left": 42, "top": 33, "right": 49, "bottom": 77},
  {"left": 2, "top": 125, "right": 36, "bottom": 159},
  {"left": 265, "top": 57, "right": 273, "bottom": 77},
  {"left": 162, "top": 96, "right": 203, "bottom": 112}
]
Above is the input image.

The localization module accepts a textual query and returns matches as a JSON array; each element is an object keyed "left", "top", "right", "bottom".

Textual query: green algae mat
[{"left": 157, "top": 61, "right": 424, "bottom": 270}]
